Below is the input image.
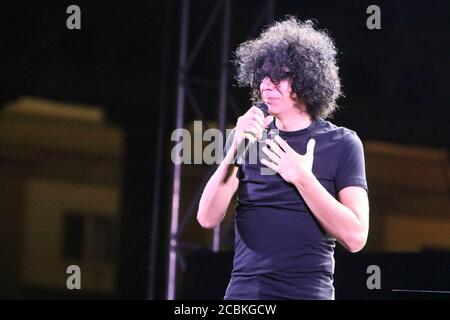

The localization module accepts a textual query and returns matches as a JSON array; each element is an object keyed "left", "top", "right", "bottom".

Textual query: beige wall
[
  {"left": 0, "top": 97, "right": 123, "bottom": 294},
  {"left": 382, "top": 214, "right": 450, "bottom": 251},
  {"left": 363, "top": 141, "right": 449, "bottom": 251},
  {"left": 21, "top": 178, "right": 119, "bottom": 292}
]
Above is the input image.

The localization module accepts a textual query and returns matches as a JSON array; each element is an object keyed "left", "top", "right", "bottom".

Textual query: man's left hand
[{"left": 261, "top": 135, "right": 315, "bottom": 184}]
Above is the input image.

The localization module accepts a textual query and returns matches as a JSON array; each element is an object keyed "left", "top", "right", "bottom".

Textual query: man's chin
[{"left": 266, "top": 103, "right": 279, "bottom": 114}]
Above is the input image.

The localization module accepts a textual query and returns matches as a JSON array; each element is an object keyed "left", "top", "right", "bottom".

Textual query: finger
[
  {"left": 250, "top": 106, "right": 265, "bottom": 119},
  {"left": 243, "top": 106, "right": 261, "bottom": 120},
  {"left": 241, "top": 131, "right": 257, "bottom": 142},
  {"left": 265, "top": 139, "right": 284, "bottom": 158},
  {"left": 261, "top": 158, "right": 279, "bottom": 172},
  {"left": 239, "top": 115, "right": 263, "bottom": 133},
  {"left": 242, "top": 121, "right": 263, "bottom": 137},
  {"left": 274, "top": 135, "right": 293, "bottom": 153},
  {"left": 241, "top": 123, "right": 263, "bottom": 139},
  {"left": 250, "top": 116, "right": 265, "bottom": 131},
  {"left": 263, "top": 115, "right": 274, "bottom": 128},
  {"left": 306, "top": 138, "right": 316, "bottom": 157},
  {"left": 262, "top": 146, "right": 280, "bottom": 164},
  {"left": 252, "top": 123, "right": 265, "bottom": 139}
]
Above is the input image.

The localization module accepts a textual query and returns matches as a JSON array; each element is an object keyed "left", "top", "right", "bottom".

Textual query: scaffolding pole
[{"left": 167, "top": 0, "right": 275, "bottom": 300}]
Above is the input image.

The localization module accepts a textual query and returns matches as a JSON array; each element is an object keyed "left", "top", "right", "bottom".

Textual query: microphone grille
[{"left": 257, "top": 102, "right": 269, "bottom": 117}]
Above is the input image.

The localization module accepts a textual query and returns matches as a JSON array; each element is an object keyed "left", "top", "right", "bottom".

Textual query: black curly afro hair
[{"left": 234, "top": 17, "right": 342, "bottom": 119}]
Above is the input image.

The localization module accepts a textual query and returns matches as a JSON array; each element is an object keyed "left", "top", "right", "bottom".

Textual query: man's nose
[{"left": 261, "top": 76, "right": 274, "bottom": 89}]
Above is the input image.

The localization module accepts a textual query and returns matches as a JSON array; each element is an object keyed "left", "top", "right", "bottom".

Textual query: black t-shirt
[{"left": 224, "top": 117, "right": 368, "bottom": 300}]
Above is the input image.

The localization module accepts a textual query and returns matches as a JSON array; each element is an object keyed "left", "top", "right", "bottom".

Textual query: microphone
[{"left": 233, "top": 102, "right": 269, "bottom": 167}]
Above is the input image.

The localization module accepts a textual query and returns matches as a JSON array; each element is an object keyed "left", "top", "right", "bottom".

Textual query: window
[
  {"left": 63, "top": 211, "right": 118, "bottom": 263},
  {"left": 63, "top": 212, "right": 85, "bottom": 259}
]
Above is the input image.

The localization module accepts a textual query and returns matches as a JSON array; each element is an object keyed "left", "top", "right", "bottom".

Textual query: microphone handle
[
  {"left": 233, "top": 134, "right": 256, "bottom": 167},
  {"left": 233, "top": 102, "right": 268, "bottom": 167}
]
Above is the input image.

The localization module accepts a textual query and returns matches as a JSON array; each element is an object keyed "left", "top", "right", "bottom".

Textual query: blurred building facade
[{"left": 0, "top": 97, "right": 123, "bottom": 298}]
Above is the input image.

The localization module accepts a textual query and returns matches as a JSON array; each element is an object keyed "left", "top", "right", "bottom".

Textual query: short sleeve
[{"left": 334, "top": 132, "right": 368, "bottom": 193}]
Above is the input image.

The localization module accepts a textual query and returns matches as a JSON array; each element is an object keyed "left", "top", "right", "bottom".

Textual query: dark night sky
[{"left": 1, "top": 0, "right": 449, "bottom": 147}]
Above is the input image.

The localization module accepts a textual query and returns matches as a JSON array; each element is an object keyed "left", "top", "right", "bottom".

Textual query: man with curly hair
[{"left": 197, "top": 17, "right": 369, "bottom": 300}]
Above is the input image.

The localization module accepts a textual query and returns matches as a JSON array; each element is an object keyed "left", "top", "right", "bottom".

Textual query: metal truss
[{"left": 167, "top": 0, "right": 275, "bottom": 300}]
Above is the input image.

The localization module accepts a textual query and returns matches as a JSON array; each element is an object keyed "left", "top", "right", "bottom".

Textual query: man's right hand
[{"left": 233, "top": 106, "right": 273, "bottom": 148}]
